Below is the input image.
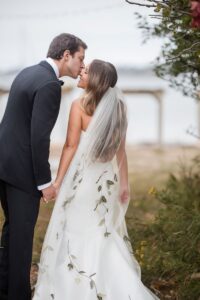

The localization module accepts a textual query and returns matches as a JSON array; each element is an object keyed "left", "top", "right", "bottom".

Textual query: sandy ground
[
  {"left": 50, "top": 142, "right": 200, "bottom": 172},
  {"left": 126, "top": 143, "right": 200, "bottom": 173},
  {"left": 1, "top": 143, "right": 200, "bottom": 299},
  {"left": 49, "top": 142, "right": 200, "bottom": 217},
  {"left": 50, "top": 142, "right": 200, "bottom": 193}
]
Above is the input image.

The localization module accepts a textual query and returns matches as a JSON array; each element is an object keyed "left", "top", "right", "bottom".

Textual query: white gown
[{"left": 33, "top": 131, "right": 158, "bottom": 300}]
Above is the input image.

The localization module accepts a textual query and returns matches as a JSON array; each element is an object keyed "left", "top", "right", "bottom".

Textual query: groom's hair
[{"left": 47, "top": 33, "right": 87, "bottom": 59}]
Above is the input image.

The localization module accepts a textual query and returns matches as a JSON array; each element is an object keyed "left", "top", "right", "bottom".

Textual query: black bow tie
[{"left": 59, "top": 80, "right": 64, "bottom": 86}]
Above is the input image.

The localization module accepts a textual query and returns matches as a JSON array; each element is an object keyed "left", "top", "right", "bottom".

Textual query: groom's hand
[{"left": 41, "top": 184, "right": 57, "bottom": 203}]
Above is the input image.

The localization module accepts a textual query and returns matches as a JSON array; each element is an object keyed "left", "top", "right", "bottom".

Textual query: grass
[
  {"left": 0, "top": 144, "right": 200, "bottom": 298},
  {"left": 1, "top": 145, "right": 199, "bottom": 258}
]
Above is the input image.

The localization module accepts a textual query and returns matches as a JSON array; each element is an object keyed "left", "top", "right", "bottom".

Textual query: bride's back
[{"left": 78, "top": 99, "right": 92, "bottom": 132}]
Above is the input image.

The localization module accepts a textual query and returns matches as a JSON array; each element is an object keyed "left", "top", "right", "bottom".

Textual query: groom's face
[{"left": 65, "top": 47, "right": 85, "bottom": 78}]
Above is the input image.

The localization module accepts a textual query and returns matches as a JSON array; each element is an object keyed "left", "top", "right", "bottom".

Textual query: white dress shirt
[
  {"left": 45, "top": 57, "right": 59, "bottom": 78},
  {"left": 37, "top": 58, "right": 60, "bottom": 191}
]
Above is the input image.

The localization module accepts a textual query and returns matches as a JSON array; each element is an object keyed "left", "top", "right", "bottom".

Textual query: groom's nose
[{"left": 79, "top": 64, "right": 85, "bottom": 75}]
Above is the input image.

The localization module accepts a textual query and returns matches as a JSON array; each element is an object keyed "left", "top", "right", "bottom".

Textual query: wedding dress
[{"left": 33, "top": 88, "right": 159, "bottom": 300}]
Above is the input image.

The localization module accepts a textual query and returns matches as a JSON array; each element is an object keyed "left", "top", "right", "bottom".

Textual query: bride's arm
[
  {"left": 116, "top": 136, "right": 130, "bottom": 203},
  {"left": 54, "top": 101, "right": 82, "bottom": 190}
]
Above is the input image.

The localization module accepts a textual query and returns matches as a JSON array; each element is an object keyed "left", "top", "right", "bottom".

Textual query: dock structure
[{"left": 122, "top": 88, "right": 164, "bottom": 147}]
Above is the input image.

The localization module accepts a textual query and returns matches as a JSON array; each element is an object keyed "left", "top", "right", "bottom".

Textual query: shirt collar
[{"left": 45, "top": 57, "right": 59, "bottom": 78}]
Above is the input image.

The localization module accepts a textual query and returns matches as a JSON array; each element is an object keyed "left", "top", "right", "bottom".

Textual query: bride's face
[{"left": 77, "top": 65, "right": 89, "bottom": 89}]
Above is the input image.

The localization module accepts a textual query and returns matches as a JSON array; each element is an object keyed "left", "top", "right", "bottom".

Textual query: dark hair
[
  {"left": 83, "top": 59, "right": 118, "bottom": 116},
  {"left": 47, "top": 33, "right": 87, "bottom": 59}
]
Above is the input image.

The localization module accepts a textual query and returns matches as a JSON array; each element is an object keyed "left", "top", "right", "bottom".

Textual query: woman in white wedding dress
[{"left": 33, "top": 59, "right": 159, "bottom": 300}]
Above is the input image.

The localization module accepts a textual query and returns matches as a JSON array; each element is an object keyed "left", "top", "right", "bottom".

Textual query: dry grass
[
  {"left": 1, "top": 143, "right": 200, "bottom": 298},
  {"left": 1, "top": 144, "right": 200, "bottom": 262},
  {"left": 126, "top": 144, "right": 200, "bottom": 220}
]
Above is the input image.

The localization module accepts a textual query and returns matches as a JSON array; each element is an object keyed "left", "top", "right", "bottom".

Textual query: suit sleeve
[{"left": 31, "top": 81, "right": 61, "bottom": 186}]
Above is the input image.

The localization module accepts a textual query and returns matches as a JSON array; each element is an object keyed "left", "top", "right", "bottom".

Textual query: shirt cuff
[{"left": 37, "top": 181, "right": 52, "bottom": 191}]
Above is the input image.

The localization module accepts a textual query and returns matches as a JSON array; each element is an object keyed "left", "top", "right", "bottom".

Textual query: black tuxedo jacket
[{"left": 0, "top": 61, "right": 63, "bottom": 196}]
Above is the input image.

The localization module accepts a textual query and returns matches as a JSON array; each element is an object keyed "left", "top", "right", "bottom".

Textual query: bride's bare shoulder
[{"left": 72, "top": 98, "right": 86, "bottom": 114}]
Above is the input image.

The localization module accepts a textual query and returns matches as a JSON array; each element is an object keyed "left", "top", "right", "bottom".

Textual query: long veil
[{"left": 34, "top": 87, "right": 141, "bottom": 296}]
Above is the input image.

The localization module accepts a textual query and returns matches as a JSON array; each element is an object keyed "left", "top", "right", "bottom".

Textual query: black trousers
[{"left": 0, "top": 180, "right": 40, "bottom": 300}]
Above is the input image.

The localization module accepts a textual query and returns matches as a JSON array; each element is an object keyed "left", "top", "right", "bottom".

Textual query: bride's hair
[
  {"left": 82, "top": 59, "right": 118, "bottom": 116},
  {"left": 82, "top": 59, "right": 127, "bottom": 162}
]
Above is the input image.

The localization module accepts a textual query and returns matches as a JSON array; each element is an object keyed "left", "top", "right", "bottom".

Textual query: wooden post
[
  {"left": 123, "top": 88, "right": 164, "bottom": 147},
  {"left": 154, "top": 91, "right": 164, "bottom": 147},
  {"left": 197, "top": 101, "right": 200, "bottom": 138},
  {"left": 0, "top": 89, "right": 9, "bottom": 122}
]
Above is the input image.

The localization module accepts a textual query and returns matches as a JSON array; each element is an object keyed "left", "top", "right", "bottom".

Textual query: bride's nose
[{"left": 80, "top": 68, "right": 85, "bottom": 76}]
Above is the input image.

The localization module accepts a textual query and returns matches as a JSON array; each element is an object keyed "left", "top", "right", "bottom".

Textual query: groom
[{"left": 0, "top": 33, "right": 87, "bottom": 300}]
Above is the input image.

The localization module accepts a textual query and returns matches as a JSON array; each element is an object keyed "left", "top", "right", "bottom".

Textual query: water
[
  {"left": 117, "top": 69, "right": 198, "bottom": 145},
  {"left": 0, "top": 69, "right": 198, "bottom": 145}
]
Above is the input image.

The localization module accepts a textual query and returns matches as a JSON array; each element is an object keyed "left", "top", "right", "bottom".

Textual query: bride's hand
[
  {"left": 120, "top": 184, "right": 130, "bottom": 204},
  {"left": 53, "top": 181, "right": 61, "bottom": 195}
]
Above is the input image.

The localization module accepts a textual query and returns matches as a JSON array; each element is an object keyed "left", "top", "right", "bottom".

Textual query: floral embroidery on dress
[
  {"left": 67, "top": 240, "right": 106, "bottom": 300},
  {"left": 62, "top": 155, "right": 85, "bottom": 211},
  {"left": 95, "top": 171, "right": 118, "bottom": 237},
  {"left": 57, "top": 156, "right": 107, "bottom": 299}
]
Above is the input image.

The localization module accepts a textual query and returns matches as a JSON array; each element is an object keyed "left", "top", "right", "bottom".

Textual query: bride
[{"left": 33, "top": 59, "right": 159, "bottom": 300}]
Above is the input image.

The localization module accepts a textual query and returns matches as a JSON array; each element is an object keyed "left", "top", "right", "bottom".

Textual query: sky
[
  {"left": 3, "top": 0, "right": 198, "bottom": 145},
  {"left": 0, "top": 0, "right": 162, "bottom": 71}
]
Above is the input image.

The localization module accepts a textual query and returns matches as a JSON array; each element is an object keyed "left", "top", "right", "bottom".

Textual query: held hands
[{"left": 41, "top": 184, "right": 57, "bottom": 203}]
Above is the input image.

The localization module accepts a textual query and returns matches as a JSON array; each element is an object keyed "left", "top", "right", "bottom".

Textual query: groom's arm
[{"left": 31, "top": 81, "right": 61, "bottom": 187}]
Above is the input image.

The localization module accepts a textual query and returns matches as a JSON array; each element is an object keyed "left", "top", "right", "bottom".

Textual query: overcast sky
[
  {"left": 0, "top": 0, "right": 162, "bottom": 71},
  {"left": 1, "top": 1, "right": 198, "bottom": 145}
]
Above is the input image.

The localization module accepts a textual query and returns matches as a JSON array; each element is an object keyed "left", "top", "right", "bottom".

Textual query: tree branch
[
  {"left": 126, "top": 0, "right": 190, "bottom": 15},
  {"left": 125, "top": 0, "right": 156, "bottom": 8},
  {"left": 166, "top": 42, "right": 200, "bottom": 61}
]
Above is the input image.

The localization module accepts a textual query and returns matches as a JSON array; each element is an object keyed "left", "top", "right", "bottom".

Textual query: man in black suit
[{"left": 0, "top": 33, "right": 87, "bottom": 300}]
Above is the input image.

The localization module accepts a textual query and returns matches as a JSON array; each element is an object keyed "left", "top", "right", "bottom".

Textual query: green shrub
[{"left": 128, "top": 156, "right": 200, "bottom": 300}]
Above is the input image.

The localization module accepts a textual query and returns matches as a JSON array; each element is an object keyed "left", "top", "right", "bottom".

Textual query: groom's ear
[{"left": 63, "top": 50, "right": 70, "bottom": 61}]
